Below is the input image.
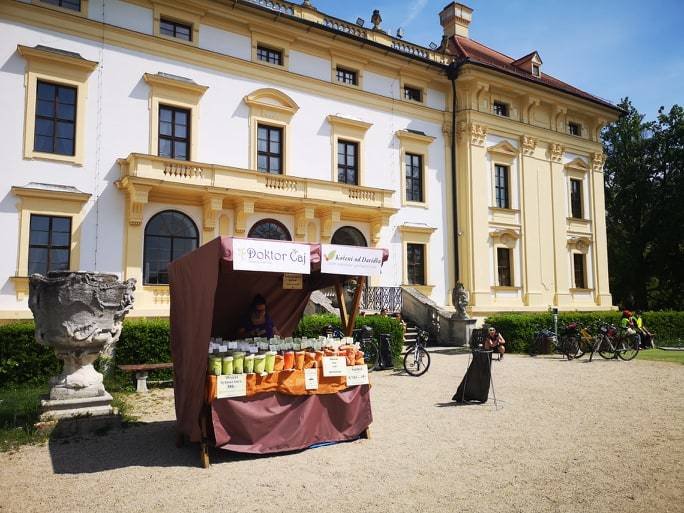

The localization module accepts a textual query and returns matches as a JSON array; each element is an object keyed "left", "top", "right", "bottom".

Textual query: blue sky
[{"left": 310, "top": 0, "right": 683, "bottom": 120}]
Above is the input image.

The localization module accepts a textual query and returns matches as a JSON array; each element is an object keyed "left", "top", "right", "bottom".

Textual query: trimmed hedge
[
  {"left": 0, "top": 322, "right": 59, "bottom": 387},
  {"left": 295, "top": 313, "right": 404, "bottom": 363},
  {"left": 484, "top": 311, "right": 684, "bottom": 353},
  {"left": 1, "top": 313, "right": 405, "bottom": 386},
  {"left": 0, "top": 319, "right": 173, "bottom": 388}
]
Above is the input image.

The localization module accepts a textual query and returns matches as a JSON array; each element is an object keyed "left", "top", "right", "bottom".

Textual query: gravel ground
[{"left": 0, "top": 351, "right": 682, "bottom": 513}]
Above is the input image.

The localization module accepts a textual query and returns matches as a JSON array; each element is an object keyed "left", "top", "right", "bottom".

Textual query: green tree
[{"left": 602, "top": 99, "right": 684, "bottom": 309}]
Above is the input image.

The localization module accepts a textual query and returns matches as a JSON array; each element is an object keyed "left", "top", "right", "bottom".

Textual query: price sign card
[
  {"left": 268, "top": 344, "right": 278, "bottom": 352},
  {"left": 322, "top": 356, "right": 347, "bottom": 377},
  {"left": 216, "top": 374, "right": 247, "bottom": 399},
  {"left": 248, "top": 345, "right": 258, "bottom": 354},
  {"left": 345, "top": 365, "right": 369, "bottom": 386},
  {"left": 228, "top": 341, "right": 237, "bottom": 350},
  {"left": 304, "top": 368, "right": 319, "bottom": 390}
]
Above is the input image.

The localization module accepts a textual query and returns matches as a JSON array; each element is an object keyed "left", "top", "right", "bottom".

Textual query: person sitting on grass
[{"left": 484, "top": 326, "right": 505, "bottom": 360}]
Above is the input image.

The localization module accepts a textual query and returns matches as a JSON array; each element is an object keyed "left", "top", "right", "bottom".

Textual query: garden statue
[
  {"left": 29, "top": 271, "right": 136, "bottom": 420},
  {"left": 453, "top": 282, "right": 470, "bottom": 320}
]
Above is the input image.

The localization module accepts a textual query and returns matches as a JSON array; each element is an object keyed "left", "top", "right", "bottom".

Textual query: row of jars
[{"left": 208, "top": 347, "right": 365, "bottom": 376}]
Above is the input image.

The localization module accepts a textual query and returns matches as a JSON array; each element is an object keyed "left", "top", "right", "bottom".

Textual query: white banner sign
[
  {"left": 216, "top": 374, "right": 247, "bottom": 399},
  {"left": 321, "top": 244, "right": 383, "bottom": 276},
  {"left": 304, "top": 368, "right": 319, "bottom": 390},
  {"left": 322, "top": 356, "right": 347, "bottom": 377},
  {"left": 233, "top": 238, "right": 310, "bottom": 274},
  {"left": 345, "top": 365, "right": 369, "bottom": 386}
]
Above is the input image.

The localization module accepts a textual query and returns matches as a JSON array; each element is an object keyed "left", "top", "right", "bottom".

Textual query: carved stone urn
[{"left": 29, "top": 272, "right": 135, "bottom": 420}]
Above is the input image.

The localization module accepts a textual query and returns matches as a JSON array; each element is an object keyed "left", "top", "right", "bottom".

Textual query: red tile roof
[{"left": 449, "top": 36, "right": 619, "bottom": 112}]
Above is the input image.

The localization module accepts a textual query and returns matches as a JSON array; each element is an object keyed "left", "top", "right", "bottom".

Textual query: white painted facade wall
[{"left": 0, "top": 3, "right": 451, "bottom": 317}]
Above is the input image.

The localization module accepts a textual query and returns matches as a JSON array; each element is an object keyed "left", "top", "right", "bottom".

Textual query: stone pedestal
[
  {"left": 29, "top": 271, "right": 135, "bottom": 422},
  {"left": 449, "top": 317, "right": 477, "bottom": 347},
  {"left": 40, "top": 393, "right": 115, "bottom": 421}
]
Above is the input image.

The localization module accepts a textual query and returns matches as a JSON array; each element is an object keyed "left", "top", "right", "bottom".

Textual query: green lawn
[
  {"left": 0, "top": 371, "right": 137, "bottom": 452},
  {"left": 637, "top": 348, "right": 684, "bottom": 364},
  {"left": 0, "top": 385, "right": 49, "bottom": 452}
]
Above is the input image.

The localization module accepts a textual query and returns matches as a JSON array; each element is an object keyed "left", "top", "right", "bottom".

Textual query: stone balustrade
[{"left": 118, "top": 153, "right": 394, "bottom": 210}]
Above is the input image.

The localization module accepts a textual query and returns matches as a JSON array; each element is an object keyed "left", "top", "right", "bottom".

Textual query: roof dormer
[{"left": 512, "top": 51, "right": 543, "bottom": 77}]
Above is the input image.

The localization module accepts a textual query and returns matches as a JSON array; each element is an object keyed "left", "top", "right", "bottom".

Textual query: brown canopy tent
[{"left": 168, "top": 236, "right": 386, "bottom": 453}]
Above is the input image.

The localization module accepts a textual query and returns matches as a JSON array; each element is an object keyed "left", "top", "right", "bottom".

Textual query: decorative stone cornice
[
  {"left": 458, "top": 122, "right": 487, "bottom": 146},
  {"left": 234, "top": 199, "right": 255, "bottom": 235},
  {"left": 370, "top": 215, "right": 391, "bottom": 245},
  {"left": 202, "top": 194, "right": 224, "bottom": 232},
  {"left": 565, "top": 157, "right": 590, "bottom": 173},
  {"left": 116, "top": 180, "right": 151, "bottom": 226},
  {"left": 548, "top": 143, "right": 564, "bottom": 162},
  {"left": 244, "top": 88, "right": 299, "bottom": 116},
  {"left": 490, "top": 228, "right": 520, "bottom": 248},
  {"left": 592, "top": 152, "right": 605, "bottom": 171},
  {"left": 318, "top": 208, "right": 341, "bottom": 243},
  {"left": 520, "top": 135, "right": 537, "bottom": 156},
  {"left": 294, "top": 205, "right": 316, "bottom": 239},
  {"left": 487, "top": 140, "right": 519, "bottom": 157},
  {"left": 328, "top": 114, "right": 372, "bottom": 133},
  {"left": 395, "top": 129, "right": 435, "bottom": 145},
  {"left": 567, "top": 236, "right": 592, "bottom": 253}
]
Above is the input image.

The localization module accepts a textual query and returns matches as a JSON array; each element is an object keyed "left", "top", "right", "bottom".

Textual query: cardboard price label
[
  {"left": 322, "top": 356, "right": 347, "bottom": 377},
  {"left": 345, "top": 365, "right": 369, "bottom": 386},
  {"left": 216, "top": 374, "right": 247, "bottom": 399},
  {"left": 283, "top": 273, "right": 303, "bottom": 290},
  {"left": 304, "top": 368, "right": 319, "bottom": 390}
]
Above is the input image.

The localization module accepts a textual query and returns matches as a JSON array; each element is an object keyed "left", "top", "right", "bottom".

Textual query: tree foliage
[{"left": 602, "top": 99, "right": 684, "bottom": 309}]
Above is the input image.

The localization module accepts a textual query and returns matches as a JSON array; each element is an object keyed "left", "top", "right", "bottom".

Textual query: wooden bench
[{"left": 118, "top": 363, "right": 173, "bottom": 393}]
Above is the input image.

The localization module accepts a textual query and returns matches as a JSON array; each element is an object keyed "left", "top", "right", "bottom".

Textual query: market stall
[{"left": 168, "top": 236, "right": 387, "bottom": 467}]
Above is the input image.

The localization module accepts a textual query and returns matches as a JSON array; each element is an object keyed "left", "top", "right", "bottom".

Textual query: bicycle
[
  {"left": 529, "top": 327, "right": 580, "bottom": 359},
  {"left": 589, "top": 324, "right": 640, "bottom": 362},
  {"left": 574, "top": 326, "right": 596, "bottom": 359},
  {"left": 403, "top": 327, "right": 431, "bottom": 376}
]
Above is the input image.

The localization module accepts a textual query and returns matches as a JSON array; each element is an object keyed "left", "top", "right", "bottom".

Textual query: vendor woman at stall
[{"left": 237, "top": 294, "right": 279, "bottom": 338}]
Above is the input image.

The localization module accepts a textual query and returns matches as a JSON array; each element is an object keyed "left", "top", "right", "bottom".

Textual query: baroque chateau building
[{"left": 0, "top": 0, "right": 620, "bottom": 322}]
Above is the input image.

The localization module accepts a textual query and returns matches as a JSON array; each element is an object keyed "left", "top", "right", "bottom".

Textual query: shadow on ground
[
  {"left": 48, "top": 421, "right": 200, "bottom": 473},
  {"left": 48, "top": 420, "right": 360, "bottom": 473}
]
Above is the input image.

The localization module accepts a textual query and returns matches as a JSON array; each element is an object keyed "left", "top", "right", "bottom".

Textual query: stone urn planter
[{"left": 28, "top": 272, "right": 136, "bottom": 420}]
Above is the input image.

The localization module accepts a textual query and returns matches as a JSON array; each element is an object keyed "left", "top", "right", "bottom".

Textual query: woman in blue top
[{"left": 238, "top": 294, "right": 279, "bottom": 338}]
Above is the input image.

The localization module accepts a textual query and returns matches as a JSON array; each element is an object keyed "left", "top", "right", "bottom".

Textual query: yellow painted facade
[{"left": 1, "top": 0, "right": 619, "bottom": 321}]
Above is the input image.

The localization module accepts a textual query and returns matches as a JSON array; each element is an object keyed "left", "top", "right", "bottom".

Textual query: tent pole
[
  {"left": 346, "top": 276, "right": 365, "bottom": 336},
  {"left": 334, "top": 279, "right": 348, "bottom": 330}
]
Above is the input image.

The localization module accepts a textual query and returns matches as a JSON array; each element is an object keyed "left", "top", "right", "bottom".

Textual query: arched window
[
  {"left": 144, "top": 210, "right": 199, "bottom": 284},
  {"left": 248, "top": 218, "right": 292, "bottom": 241},
  {"left": 332, "top": 226, "right": 367, "bottom": 247}
]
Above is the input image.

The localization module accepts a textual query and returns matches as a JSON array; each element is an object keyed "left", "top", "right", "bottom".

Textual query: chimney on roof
[{"left": 439, "top": 2, "right": 473, "bottom": 39}]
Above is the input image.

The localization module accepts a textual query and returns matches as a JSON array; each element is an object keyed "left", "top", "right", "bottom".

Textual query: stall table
[{"left": 168, "top": 236, "right": 386, "bottom": 467}]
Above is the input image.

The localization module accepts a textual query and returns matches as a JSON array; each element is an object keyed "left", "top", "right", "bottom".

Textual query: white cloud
[{"left": 399, "top": 0, "right": 428, "bottom": 28}]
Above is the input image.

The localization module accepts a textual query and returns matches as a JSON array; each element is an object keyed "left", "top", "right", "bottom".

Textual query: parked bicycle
[
  {"left": 589, "top": 324, "right": 640, "bottom": 362},
  {"left": 403, "top": 327, "right": 431, "bottom": 376},
  {"left": 529, "top": 325, "right": 580, "bottom": 359},
  {"left": 574, "top": 326, "right": 596, "bottom": 359}
]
